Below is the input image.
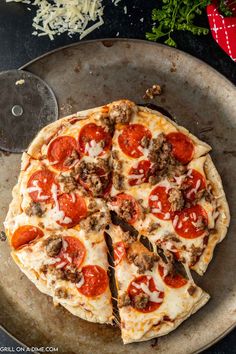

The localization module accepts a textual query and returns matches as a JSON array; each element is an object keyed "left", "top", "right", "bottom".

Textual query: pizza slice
[
  {"left": 5, "top": 100, "right": 115, "bottom": 233},
  {"left": 107, "top": 225, "right": 209, "bottom": 344},
  {"left": 26, "top": 103, "right": 113, "bottom": 200},
  {"left": 7, "top": 217, "right": 113, "bottom": 324},
  {"left": 109, "top": 154, "right": 229, "bottom": 275},
  {"left": 110, "top": 101, "right": 211, "bottom": 192},
  {"left": 151, "top": 154, "right": 230, "bottom": 275},
  {"left": 4, "top": 108, "right": 114, "bottom": 324}
]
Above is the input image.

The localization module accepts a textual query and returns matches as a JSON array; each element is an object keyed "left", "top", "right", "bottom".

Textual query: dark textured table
[{"left": 0, "top": 0, "right": 235, "bottom": 353}]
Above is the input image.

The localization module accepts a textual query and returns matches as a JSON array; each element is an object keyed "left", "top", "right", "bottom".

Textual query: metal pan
[{"left": 0, "top": 39, "right": 235, "bottom": 354}]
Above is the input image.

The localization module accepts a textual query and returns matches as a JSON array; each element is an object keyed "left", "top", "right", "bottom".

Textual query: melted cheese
[
  {"left": 85, "top": 139, "right": 104, "bottom": 157},
  {"left": 108, "top": 225, "right": 208, "bottom": 344},
  {"left": 27, "top": 180, "right": 50, "bottom": 201},
  {"left": 132, "top": 281, "right": 163, "bottom": 303},
  {"left": 47, "top": 183, "right": 72, "bottom": 224},
  {"left": 14, "top": 227, "right": 113, "bottom": 323}
]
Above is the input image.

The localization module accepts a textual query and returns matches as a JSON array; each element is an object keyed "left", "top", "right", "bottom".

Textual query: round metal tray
[{"left": 0, "top": 39, "right": 235, "bottom": 354}]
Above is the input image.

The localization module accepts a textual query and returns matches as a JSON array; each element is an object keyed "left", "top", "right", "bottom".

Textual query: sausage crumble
[
  {"left": 168, "top": 188, "right": 185, "bottom": 212},
  {"left": 74, "top": 160, "right": 111, "bottom": 197},
  {"left": 148, "top": 133, "right": 186, "bottom": 182},
  {"left": 109, "top": 101, "right": 134, "bottom": 124},
  {"left": 143, "top": 84, "right": 162, "bottom": 99},
  {"left": 44, "top": 236, "right": 62, "bottom": 257},
  {"left": 58, "top": 174, "right": 78, "bottom": 193},
  {"left": 55, "top": 287, "right": 68, "bottom": 299},
  {"left": 41, "top": 264, "right": 82, "bottom": 284},
  {"left": 63, "top": 149, "right": 79, "bottom": 167},
  {"left": 133, "top": 293, "right": 150, "bottom": 309},
  {"left": 80, "top": 211, "right": 110, "bottom": 233},
  {"left": 118, "top": 292, "right": 131, "bottom": 308},
  {"left": 25, "top": 201, "right": 45, "bottom": 217},
  {"left": 127, "top": 242, "right": 159, "bottom": 273}
]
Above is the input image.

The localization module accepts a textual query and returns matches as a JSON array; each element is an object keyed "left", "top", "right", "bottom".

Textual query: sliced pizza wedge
[
  {"left": 110, "top": 101, "right": 211, "bottom": 192},
  {"left": 107, "top": 225, "right": 209, "bottom": 344},
  {"left": 4, "top": 138, "right": 113, "bottom": 324},
  {"left": 26, "top": 104, "right": 113, "bottom": 199},
  {"left": 109, "top": 154, "right": 230, "bottom": 275},
  {"left": 9, "top": 222, "right": 113, "bottom": 324}
]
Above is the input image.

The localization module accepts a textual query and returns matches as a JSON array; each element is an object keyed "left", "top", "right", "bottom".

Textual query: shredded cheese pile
[{"left": 6, "top": 0, "right": 105, "bottom": 40}]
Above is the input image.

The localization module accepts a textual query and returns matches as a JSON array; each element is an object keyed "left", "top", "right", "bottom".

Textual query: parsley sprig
[
  {"left": 218, "top": 0, "right": 234, "bottom": 16},
  {"left": 146, "top": 0, "right": 233, "bottom": 47}
]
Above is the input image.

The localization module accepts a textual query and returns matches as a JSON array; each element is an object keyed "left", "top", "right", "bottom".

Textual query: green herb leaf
[{"left": 146, "top": 0, "right": 232, "bottom": 47}]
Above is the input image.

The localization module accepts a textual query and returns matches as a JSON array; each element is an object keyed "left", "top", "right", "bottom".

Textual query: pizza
[
  {"left": 4, "top": 99, "right": 230, "bottom": 343},
  {"left": 108, "top": 103, "right": 230, "bottom": 275},
  {"left": 107, "top": 224, "right": 209, "bottom": 344}
]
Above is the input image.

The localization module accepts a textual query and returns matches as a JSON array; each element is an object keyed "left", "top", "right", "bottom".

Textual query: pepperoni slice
[
  {"left": 166, "top": 132, "right": 194, "bottom": 164},
  {"left": 47, "top": 136, "right": 78, "bottom": 171},
  {"left": 113, "top": 242, "right": 126, "bottom": 266},
  {"left": 57, "top": 193, "right": 87, "bottom": 228},
  {"left": 77, "top": 265, "right": 108, "bottom": 297},
  {"left": 78, "top": 123, "right": 112, "bottom": 156},
  {"left": 56, "top": 236, "right": 86, "bottom": 269},
  {"left": 149, "top": 186, "right": 173, "bottom": 220},
  {"left": 158, "top": 265, "right": 187, "bottom": 288},
  {"left": 11, "top": 225, "right": 44, "bottom": 249},
  {"left": 183, "top": 169, "right": 206, "bottom": 201},
  {"left": 112, "top": 193, "right": 141, "bottom": 224},
  {"left": 128, "top": 160, "right": 151, "bottom": 186},
  {"left": 128, "top": 275, "right": 164, "bottom": 313},
  {"left": 173, "top": 204, "right": 208, "bottom": 239},
  {"left": 27, "top": 169, "right": 56, "bottom": 203},
  {"left": 118, "top": 124, "right": 152, "bottom": 158}
]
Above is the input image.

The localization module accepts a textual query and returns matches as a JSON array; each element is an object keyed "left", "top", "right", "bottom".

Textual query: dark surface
[
  {"left": 0, "top": 0, "right": 235, "bottom": 353},
  {"left": 0, "top": 0, "right": 235, "bottom": 84}
]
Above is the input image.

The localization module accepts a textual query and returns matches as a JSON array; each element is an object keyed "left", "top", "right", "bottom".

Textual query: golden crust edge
[
  {"left": 138, "top": 105, "right": 212, "bottom": 156},
  {"left": 27, "top": 100, "right": 212, "bottom": 159},
  {"left": 11, "top": 251, "right": 114, "bottom": 325},
  {"left": 4, "top": 180, "right": 23, "bottom": 243},
  {"left": 122, "top": 290, "right": 210, "bottom": 344},
  {"left": 26, "top": 105, "right": 105, "bottom": 158},
  {"left": 192, "top": 154, "right": 230, "bottom": 275}
]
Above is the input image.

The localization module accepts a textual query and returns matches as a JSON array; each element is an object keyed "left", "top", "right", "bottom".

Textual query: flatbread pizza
[{"left": 4, "top": 99, "right": 230, "bottom": 343}]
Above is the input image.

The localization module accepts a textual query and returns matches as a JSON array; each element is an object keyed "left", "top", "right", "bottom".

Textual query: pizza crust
[
  {"left": 129, "top": 290, "right": 210, "bottom": 344},
  {"left": 138, "top": 105, "right": 212, "bottom": 158},
  {"left": 108, "top": 225, "right": 210, "bottom": 345},
  {"left": 4, "top": 179, "right": 23, "bottom": 240},
  {"left": 192, "top": 154, "right": 230, "bottom": 275},
  {"left": 12, "top": 252, "right": 113, "bottom": 324},
  {"left": 27, "top": 106, "right": 103, "bottom": 158}
]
